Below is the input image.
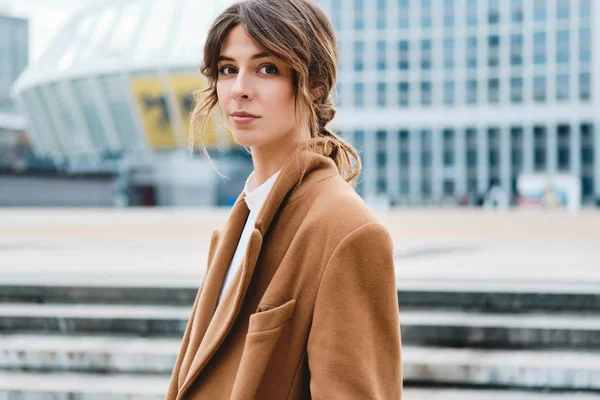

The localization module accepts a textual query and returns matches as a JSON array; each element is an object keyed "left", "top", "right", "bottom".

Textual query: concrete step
[
  {"left": 0, "top": 371, "right": 598, "bottom": 400},
  {"left": 400, "top": 310, "right": 600, "bottom": 349},
  {"left": 0, "top": 303, "right": 189, "bottom": 337},
  {"left": 1, "top": 304, "right": 599, "bottom": 349},
  {"left": 403, "top": 346, "right": 600, "bottom": 390},
  {"left": 0, "top": 371, "right": 167, "bottom": 400},
  {"left": 2, "top": 280, "right": 600, "bottom": 312},
  {"left": 1, "top": 335, "right": 599, "bottom": 391}
]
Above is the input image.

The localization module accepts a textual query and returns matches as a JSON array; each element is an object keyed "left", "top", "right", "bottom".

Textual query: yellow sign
[
  {"left": 170, "top": 74, "right": 219, "bottom": 147},
  {"left": 130, "top": 77, "right": 177, "bottom": 149}
]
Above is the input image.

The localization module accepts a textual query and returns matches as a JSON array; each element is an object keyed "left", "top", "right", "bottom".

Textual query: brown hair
[{"left": 189, "top": 0, "right": 361, "bottom": 186}]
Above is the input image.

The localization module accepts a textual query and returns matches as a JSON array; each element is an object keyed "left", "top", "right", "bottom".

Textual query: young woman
[{"left": 166, "top": 0, "right": 402, "bottom": 398}]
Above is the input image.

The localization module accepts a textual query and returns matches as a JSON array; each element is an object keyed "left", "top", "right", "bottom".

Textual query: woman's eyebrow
[{"left": 218, "top": 51, "right": 272, "bottom": 62}]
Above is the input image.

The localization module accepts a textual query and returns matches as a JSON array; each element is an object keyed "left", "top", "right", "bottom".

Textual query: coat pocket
[
  {"left": 248, "top": 298, "right": 296, "bottom": 333},
  {"left": 231, "top": 298, "right": 297, "bottom": 399}
]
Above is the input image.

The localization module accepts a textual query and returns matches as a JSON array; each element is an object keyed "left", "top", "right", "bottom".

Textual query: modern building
[
  {"left": 0, "top": 9, "right": 30, "bottom": 172},
  {"left": 320, "top": 0, "right": 599, "bottom": 206},
  {"left": 12, "top": 0, "right": 249, "bottom": 206},
  {"left": 11, "top": 0, "right": 600, "bottom": 207}
]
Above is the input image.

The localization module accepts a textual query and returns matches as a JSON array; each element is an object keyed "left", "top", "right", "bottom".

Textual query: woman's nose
[{"left": 231, "top": 71, "right": 253, "bottom": 100}]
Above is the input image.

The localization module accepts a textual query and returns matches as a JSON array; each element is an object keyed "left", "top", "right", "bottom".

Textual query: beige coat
[{"left": 167, "top": 138, "right": 402, "bottom": 399}]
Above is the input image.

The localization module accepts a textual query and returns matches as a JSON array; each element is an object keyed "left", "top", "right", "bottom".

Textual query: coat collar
[{"left": 177, "top": 137, "right": 341, "bottom": 397}]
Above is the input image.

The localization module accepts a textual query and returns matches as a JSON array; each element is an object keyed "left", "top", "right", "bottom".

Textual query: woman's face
[{"left": 217, "top": 25, "right": 301, "bottom": 149}]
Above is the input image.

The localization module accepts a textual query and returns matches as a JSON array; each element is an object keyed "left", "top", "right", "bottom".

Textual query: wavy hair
[{"left": 189, "top": 0, "right": 361, "bottom": 186}]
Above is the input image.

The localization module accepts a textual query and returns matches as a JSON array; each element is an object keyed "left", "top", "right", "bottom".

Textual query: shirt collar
[{"left": 243, "top": 169, "right": 281, "bottom": 213}]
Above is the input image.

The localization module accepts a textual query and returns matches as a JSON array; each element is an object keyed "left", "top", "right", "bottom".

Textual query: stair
[{"left": 0, "top": 281, "right": 599, "bottom": 398}]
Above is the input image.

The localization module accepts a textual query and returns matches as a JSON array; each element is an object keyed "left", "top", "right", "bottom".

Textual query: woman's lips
[{"left": 231, "top": 115, "right": 259, "bottom": 125}]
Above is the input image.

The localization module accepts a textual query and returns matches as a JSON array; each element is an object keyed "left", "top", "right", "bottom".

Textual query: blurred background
[{"left": 0, "top": 0, "right": 599, "bottom": 399}]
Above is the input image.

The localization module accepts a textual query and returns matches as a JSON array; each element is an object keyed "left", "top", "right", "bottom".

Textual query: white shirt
[{"left": 215, "top": 168, "right": 281, "bottom": 308}]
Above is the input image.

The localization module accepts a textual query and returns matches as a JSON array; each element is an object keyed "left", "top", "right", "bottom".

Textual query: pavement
[{"left": 1, "top": 207, "right": 599, "bottom": 289}]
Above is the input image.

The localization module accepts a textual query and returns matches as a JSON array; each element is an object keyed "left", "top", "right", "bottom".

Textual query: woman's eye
[
  {"left": 259, "top": 64, "right": 279, "bottom": 75},
  {"left": 219, "top": 66, "right": 237, "bottom": 75}
]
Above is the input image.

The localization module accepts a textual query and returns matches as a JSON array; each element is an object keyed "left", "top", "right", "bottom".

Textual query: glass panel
[
  {"left": 556, "top": 74, "right": 569, "bottom": 101},
  {"left": 353, "top": 82, "right": 364, "bottom": 107},
  {"left": 533, "top": 76, "right": 546, "bottom": 102},
  {"left": 556, "top": 30, "right": 570, "bottom": 63},
  {"left": 377, "top": 82, "right": 387, "bottom": 107},
  {"left": 420, "top": 81, "right": 432, "bottom": 106},
  {"left": 72, "top": 78, "right": 110, "bottom": 152},
  {"left": 98, "top": 75, "right": 141, "bottom": 150}
]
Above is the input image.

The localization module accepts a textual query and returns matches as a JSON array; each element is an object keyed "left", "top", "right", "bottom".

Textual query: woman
[{"left": 167, "top": 0, "right": 402, "bottom": 398}]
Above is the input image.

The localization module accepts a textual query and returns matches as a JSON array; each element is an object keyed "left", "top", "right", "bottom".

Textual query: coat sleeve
[{"left": 307, "top": 222, "right": 402, "bottom": 399}]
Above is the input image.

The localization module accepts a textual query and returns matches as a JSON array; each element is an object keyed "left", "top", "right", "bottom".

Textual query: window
[
  {"left": 488, "top": 35, "right": 500, "bottom": 67},
  {"left": 533, "top": 125, "right": 546, "bottom": 171},
  {"left": 443, "top": 129, "right": 455, "bottom": 166},
  {"left": 398, "top": 0, "right": 409, "bottom": 28},
  {"left": 421, "top": 39, "right": 432, "bottom": 69},
  {"left": 488, "top": 128, "right": 501, "bottom": 186},
  {"left": 579, "top": 29, "right": 591, "bottom": 63},
  {"left": 420, "top": 130, "right": 432, "bottom": 196},
  {"left": 556, "top": 0, "right": 570, "bottom": 20},
  {"left": 580, "top": 123, "right": 595, "bottom": 199},
  {"left": 331, "top": 0, "right": 342, "bottom": 30},
  {"left": 376, "top": 130, "right": 387, "bottom": 185},
  {"left": 580, "top": 0, "right": 591, "bottom": 19},
  {"left": 421, "top": 0, "right": 432, "bottom": 28},
  {"left": 353, "top": 82, "right": 364, "bottom": 107},
  {"left": 579, "top": 73, "right": 591, "bottom": 101},
  {"left": 510, "top": 34, "right": 523, "bottom": 65},
  {"left": 377, "top": 41, "right": 387, "bottom": 70},
  {"left": 556, "top": 30, "right": 570, "bottom": 64},
  {"left": 466, "top": 80, "right": 477, "bottom": 104},
  {"left": 376, "top": 0, "right": 387, "bottom": 29},
  {"left": 443, "top": 80, "right": 455, "bottom": 106},
  {"left": 533, "top": 76, "right": 546, "bottom": 102},
  {"left": 511, "top": 0, "right": 523, "bottom": 23},
  {"left": 398, "top": 82, "right": 409, "bottom": 107},
  {"left": 377, "top": 82, "right": 387, "bottom": 107},
  {"left": 534, "top": 0, "right": 546, "bottom": 21},
  {"left": 420, "top": 81, "right": 432, "bottom": 106},
  {"left": 533, "top": 32, "right": 546, "bottom": 65},
  {"left": 488, "top": 78, "right": 499, "bottom": 104},
  {"left": 466, "top": 37, "right": 477, "bottom": 68},
  {"left": 510, "top": 127, "right": 524, "bottom": 194},
  {"left": 444, "top": 39, "right": 454, "bottom": 69},
  {"left": 466, "top": 128, "right": 478, "bottom": 193},
  {"left": 488, "top": 0, "right": 500, "bottom": 24},
  {"left": 510, "top": 77, "right": 523, "bottom": 103},
  {"left": 556, "top": 74, "right": 569, "bottom": 101},
  {"left": 398, "top": 40, "right": 409, "bottom": 70},
  {"left": 466, "top": 0, "right": 477, "bottom": 26},
  {"left": 353, "top": 41, "right": 364, "bottom": 71},
  {"left": 444, "top": 0, "right": 454, "bottom": 27},
  {"left": 557, "top": 124, "right": 570, "bottom": 171},
  {"left": 354, "top": 0, "right": 365, "bottom": 30},
  {"left": 398, "top": 129, "right": 410, "bottom": 194}
]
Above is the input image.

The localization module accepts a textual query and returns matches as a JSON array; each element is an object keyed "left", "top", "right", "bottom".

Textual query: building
[
  {"left": 11, "top": 0, "right": 600, "bottom": 207},
  {"left": 0, "top": 9, "right": 31, "bottom": 172},
  {"left": 321, "top": 0, "right": 599, "bottom": 206},
  {"left": 12, "top": 0, "right": 249, "bottom": 207}
]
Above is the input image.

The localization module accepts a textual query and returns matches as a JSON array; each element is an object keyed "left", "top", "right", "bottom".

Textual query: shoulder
[{"left": 285, "top": 173, "right": 389, "bottom": 248}]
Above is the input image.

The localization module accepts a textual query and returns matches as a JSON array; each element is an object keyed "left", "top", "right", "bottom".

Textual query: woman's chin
[{"left": 231, "top": 132, "right": 264, "bottom": 148}]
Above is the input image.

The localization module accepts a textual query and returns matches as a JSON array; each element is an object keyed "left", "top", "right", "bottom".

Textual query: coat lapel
[{"left": 177, "top": 138, "right": 340, "bottom": 398}]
